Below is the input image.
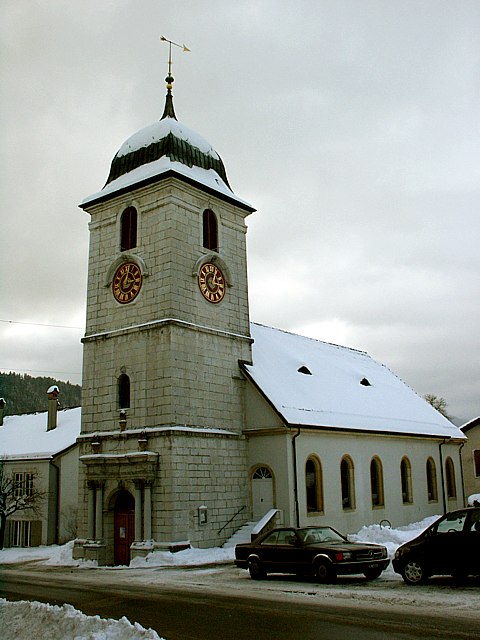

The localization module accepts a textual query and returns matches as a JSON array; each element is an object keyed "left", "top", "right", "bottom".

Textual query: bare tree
[
  {"left": 424, "top": 394, "right": 451, "bottom": 420},
  {"left": 0, "top": 459, "right": 46, "bottom": 549}
]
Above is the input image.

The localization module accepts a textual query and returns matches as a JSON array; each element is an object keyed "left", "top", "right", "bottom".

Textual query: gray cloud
[{"left": 1, "top": 1, "right": 479, "bottom": 422}]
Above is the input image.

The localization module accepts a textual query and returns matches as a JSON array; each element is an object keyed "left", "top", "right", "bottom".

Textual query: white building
[
  {"left": 0, "top": 403, "right": 80, "bottom": 547},
  {"left": 73, "top": 74, "right": 465, "bottom": 565}
]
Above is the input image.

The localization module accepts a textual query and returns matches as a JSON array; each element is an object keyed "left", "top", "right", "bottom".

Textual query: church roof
[
  {"left": 80, "top": 90, "right": 254, "bottom": 212},
  {"left": 0, "top": 407, "right": 81, "bottom": 460},
  {"left": 244, "top": 323, "right": 465, "bottom": 440}
]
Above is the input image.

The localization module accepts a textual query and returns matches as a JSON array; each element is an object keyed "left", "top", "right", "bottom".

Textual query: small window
[
  {"left": 203, "top": 209, "right": 218, "bottom": 251},
  {"left": 12, "top": 520, "right": 32, "bottom": 547},
  {"left": 298, "top": 366, "right": 312, "bottom": 375},
  {"left": 118, "top": 374, "right": 130, "bottom": 409},
  {"left": 25, "top": 473, "right": 34, "bottom": 498},
  {"left": 120, "top": 207, "right": 137, "bottom": 251},
  {"left": 341, "top": 456, "right": 355, "bottom": 510},
  {"left": 370, "top": 457, "right": 384, "bottom": 507},
  {"left": 445, "top": 457, "right": 457, "bottom": 499},
  {"left": 360, "top": 377, "right": 371, "bottom": 386},
  {"left": 400, "top": 457, "right": 413, "bottom": 504},
  {"left": 473, "top": 450, "right": 480, "bottom": 478},
  {"left": 305, "top": 456, "right": 323, "bottom": 513},
  {"left": 252, "top": 466, "right": 272, "bottom": 480},
  {"left": 426, "top": 457, "right": 438, "bottom": 502},
  {"left": 14, "top": 472, "right": 32, "bottom": 499}
]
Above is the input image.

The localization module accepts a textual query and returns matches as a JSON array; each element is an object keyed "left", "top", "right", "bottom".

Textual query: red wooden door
[{"left": 114, "top": 492, "right": 135, "bottom": 566}]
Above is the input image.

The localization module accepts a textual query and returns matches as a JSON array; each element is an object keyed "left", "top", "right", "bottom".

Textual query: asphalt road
[{"left": 1, "top": 565, "right": 478, "bottom": 640}]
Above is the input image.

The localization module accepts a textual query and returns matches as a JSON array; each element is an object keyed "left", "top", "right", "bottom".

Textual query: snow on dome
[
  {"left": 47, "top": 385, "right": 59, "bottom": 394},
  {"left": 116, "top": 118, "right": 220, "bottom": 160}
]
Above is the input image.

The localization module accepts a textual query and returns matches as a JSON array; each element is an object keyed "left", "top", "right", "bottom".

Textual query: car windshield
[{"left": 298, "top": 527, "right": 346, "bottom": 544}]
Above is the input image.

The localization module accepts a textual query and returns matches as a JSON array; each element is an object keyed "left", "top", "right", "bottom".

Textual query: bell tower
[{"left": 74, "top": 62, "right": 255, "bottom": 565}]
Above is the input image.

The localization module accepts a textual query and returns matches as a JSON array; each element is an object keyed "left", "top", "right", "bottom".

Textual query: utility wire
[{"left": 0, "top": 319, "right": 84, "bottom": 330}]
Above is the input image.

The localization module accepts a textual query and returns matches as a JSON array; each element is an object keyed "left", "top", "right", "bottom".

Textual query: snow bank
[
  {"left": 130, "top": 545, "right": 234, "bottom": 568},
  {"left": 349, "top": 515, "right": 439, "bottom": 560},
  {"left": 0, "top": 598, "right": 164, "bottom": 640}
]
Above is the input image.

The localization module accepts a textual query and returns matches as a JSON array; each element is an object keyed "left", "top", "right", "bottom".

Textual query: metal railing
[{"left": 217, "top": 505, "right": 246, "bottom": 536}]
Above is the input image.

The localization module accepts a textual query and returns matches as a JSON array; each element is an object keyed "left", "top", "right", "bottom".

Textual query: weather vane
[{"left": 160, "top": 35, "right": 190, "bottom": 89}]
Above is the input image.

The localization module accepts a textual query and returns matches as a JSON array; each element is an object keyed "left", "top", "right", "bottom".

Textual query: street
[{"left": 1, "top": 563, "right": 479, "bottom": 640}]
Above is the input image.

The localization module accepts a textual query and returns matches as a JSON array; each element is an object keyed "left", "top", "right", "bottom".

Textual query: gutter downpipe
[
  {"left": 439, "top": 439, "right": 447, "bottom": 514},
  {"left": 459, "top": 441, "right": 466, "bottom": 507},
  {"left": 50, "top": 459, "right": 60, "bottom": 544},
  {"left": 292, "top": 426, "right": 301, "bottom": 528}
]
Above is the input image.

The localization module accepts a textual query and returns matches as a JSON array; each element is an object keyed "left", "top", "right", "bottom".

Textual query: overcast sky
[{"left": 1, "top": 1, "right": 479, "bottom": 423}]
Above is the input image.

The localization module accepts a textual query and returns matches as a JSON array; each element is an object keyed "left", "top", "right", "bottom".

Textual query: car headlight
[{"left": 335, "top": 552, "right": 352, "bottom": 561}]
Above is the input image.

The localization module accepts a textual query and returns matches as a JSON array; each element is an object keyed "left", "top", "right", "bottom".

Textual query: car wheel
[
  {"left": 402, "top": 560, "right": 427, "bottom": 585},
  {"left": 364, "top": 568, "right": 383, "bottom": 580},
  {"left": 315, "top": 560, "right": 336, "bottom": 583},
  {"left": 248, "top": 558, "right": 266, "bottom": 580}
]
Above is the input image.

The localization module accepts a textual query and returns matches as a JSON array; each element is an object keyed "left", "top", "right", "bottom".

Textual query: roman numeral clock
[
  {"left": 197, "top": 262, "right": 226, "bottom": 304},
  {"left": 112, "top": 262, "right": 143, "bottom": 304}
]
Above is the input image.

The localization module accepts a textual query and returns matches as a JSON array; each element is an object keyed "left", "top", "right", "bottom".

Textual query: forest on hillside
[{"left": 0, "top": 372, "right": 81, "bottom": 416}]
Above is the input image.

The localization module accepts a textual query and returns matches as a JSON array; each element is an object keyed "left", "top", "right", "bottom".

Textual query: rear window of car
[{"left": 436, "top": 511, "right": 467, "bottom": 533}]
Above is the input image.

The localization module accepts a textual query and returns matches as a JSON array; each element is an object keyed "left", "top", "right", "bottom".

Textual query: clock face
[
  {"left": 112, "top": 262, "right": 143, "bottom": 304},
  {"left": 198, "top": 262, "right": 226, "bottom": 304}
]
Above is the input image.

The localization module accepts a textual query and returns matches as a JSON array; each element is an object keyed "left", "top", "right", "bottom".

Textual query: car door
[
  {"left": 273, "top": 529, "right": 301, "bottom": 574},
  {"left": 426, "top": 510, "right": 468, "bottom": 575},
  {"left": 257, "top": 530, "right": 279, "bottom": 571},
  {"left": 463, "top": 510, "right": 480, "bottom": 575}
]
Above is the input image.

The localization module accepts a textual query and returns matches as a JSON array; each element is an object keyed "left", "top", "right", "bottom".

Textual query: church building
[{"left": 73, "top": 70, "right": 465, "bottom": 566}]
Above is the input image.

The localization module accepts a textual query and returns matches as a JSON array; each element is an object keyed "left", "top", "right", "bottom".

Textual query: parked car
[
  {"left": 393, "top": 507, "right": 480, "bottom": 585},
  {"left": 234, "top": 525, "right": 389, "bottom": 582}
]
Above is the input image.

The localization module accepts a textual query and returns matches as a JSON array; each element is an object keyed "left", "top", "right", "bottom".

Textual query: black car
[
  {"left": 234, "top": 525, "right": 389, "bottom": 582},
  {"left": 393, "top": 507, "right": 480, "bottom": 585}
]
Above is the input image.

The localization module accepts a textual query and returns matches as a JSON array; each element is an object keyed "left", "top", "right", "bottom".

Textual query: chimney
[
  {"left": 0, "top": 398, "right": 5, "bottom": 426},
  {"left": 47, "top": 385, "right": 60, "bottom": 431}
]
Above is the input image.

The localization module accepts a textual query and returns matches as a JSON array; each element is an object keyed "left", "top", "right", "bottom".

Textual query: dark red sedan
[{"left": 235, "top": 525, "right": 389, "bottom": 582}]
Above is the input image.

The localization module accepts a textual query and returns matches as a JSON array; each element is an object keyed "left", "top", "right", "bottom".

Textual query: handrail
[{"left": 217, "top": 505, "right": 246, "bottom": 535}]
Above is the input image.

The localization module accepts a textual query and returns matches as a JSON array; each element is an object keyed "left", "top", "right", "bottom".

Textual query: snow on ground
[
  {"left": 0, "top": 598, "right": 164, "bottom": 640},
  {"left": 1, "top": 516, "right": 480, "bottom": 639}
]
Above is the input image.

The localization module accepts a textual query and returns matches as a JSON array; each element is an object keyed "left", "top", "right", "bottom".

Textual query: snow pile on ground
[
  {"left": 349, "top": 515, "right": 439, "bottom": 560},
  {"left": 130, "top": 544, "right": 233, "bottom": 567},
  {"left": 0, "top": 598, "right": 164, "bottom": 640}
]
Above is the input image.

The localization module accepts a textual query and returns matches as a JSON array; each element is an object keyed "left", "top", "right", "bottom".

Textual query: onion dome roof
[
  {"left": 80, "top": 86, "right": 253, "bottom": 212},
  {"left": 104, "top": 90, "right": 231, "bottom": 188}
]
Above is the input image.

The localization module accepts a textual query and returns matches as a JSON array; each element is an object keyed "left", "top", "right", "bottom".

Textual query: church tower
[{"left": 74, "top": 66, "right": 255, "bottom": 565}]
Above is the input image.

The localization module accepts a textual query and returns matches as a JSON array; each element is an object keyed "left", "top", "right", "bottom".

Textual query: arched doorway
[
  {"left": 252, "top": 466, "right": 274, "bottom": 519},
  {"left": 113, "top": 490, "right": 135, "bottom": 566}
]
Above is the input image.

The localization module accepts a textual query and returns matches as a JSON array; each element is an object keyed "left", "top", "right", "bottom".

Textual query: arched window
[
  {"left": 252, "top": 466, "right": 272, "bottom": 480},
  {"left": 305, "top": 456, "right": 323, "bottom": 513},
  {"left": 118, "top": 374, "right": 130, "bottom": 409},
  {"left": 426, "top": 457, "right": 438, "bottom": 502},
  {"left": 445, "top": 457, "right": 457, "bottom": 499},
  {"left": 370, "top": 457, "right": 384, "bottom": 508},
  {"left": 340, "top": 456, "right": 355, "bottom": 510},
  {"left": 400, "top": 457, "right": 413, "bottom": 504},
  {"left": 121, "top": 207, "right": 137, "bottom": 251},
  {"left": 203, "top": 209, "right": 218, "bottom": 251}
]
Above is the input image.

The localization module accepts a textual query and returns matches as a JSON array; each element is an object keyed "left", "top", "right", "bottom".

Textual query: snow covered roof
[
  {"left": 0, "top": 407, "right": 81, "bottom": 460},
  {"left": 244, "top": 323, "right": 465, "bottom": 439},
  {"left": 81, "top": 91, "right": 254, "bottom": 212},
  {"left": 461, "top": 416, "right": 480, "bottom": 433}
]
